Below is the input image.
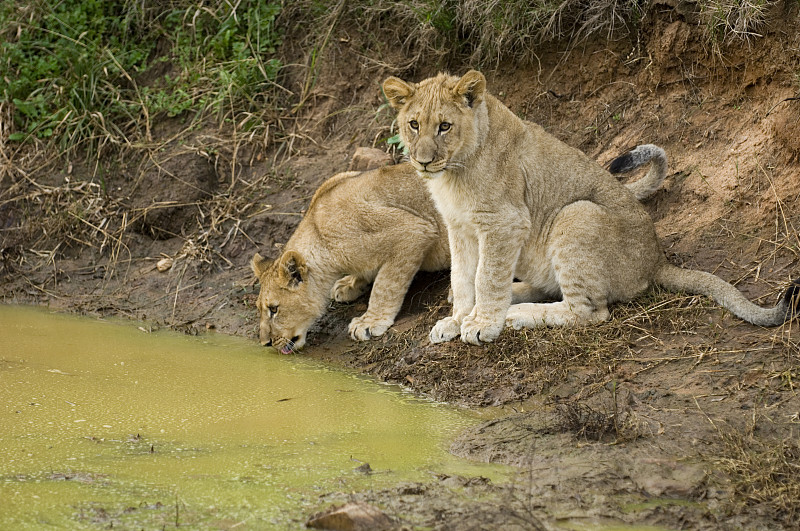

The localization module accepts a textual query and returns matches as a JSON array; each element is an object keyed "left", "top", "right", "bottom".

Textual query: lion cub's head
[
  {"left": 251, "top": 250, "right": 318, "bottom": 354},
  {"left": 382, "top": 70, "right": 487, "bottom": 179}
]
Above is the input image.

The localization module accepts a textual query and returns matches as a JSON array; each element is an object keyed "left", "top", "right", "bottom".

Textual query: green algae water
[{"left": 0, "top": 306, "right": 505, "bottom": 529}]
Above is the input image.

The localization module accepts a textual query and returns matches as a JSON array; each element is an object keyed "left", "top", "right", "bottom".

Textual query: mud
[{"left": 2, "top": 7, "right": 800, "bottom": 531}]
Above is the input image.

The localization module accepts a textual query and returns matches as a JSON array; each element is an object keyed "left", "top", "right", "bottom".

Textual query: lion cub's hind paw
[
  {"left": 348, "top": 316, "right": 391, "bottom": 341},
  {"left": 331, "top": 275, "right": 370, "bottom": 303},
  {"left": 505, "top": 305, "right": 538, "bottom": 330},
  {"left": 430, "top": 317, "right": 461, "bottom": 344}
]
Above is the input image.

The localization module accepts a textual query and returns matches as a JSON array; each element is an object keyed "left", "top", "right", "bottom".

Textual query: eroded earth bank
[{"left": 2, "top": 4, "right": 800, "bottom": 530}]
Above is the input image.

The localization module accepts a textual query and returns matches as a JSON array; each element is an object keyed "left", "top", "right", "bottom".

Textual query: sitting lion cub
[
  {"left": 251, "top": 163, "right": 449, "bottom": 353},
  {"left": 382, "top": 70, "right": 799, "bottom": 345}
]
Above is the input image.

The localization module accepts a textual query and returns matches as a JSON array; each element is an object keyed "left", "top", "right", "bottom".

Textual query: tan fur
[
  {"left": 383, "top": 71, "right": 798, "bottom": 345},
  {"left": 251, "top": 163, "right": 449, "bottom": 352}
]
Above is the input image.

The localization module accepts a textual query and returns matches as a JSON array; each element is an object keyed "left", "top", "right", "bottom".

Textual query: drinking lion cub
[
  {"left": 251, "top": 163, "right": 449, "bottom": 353},
  {"left": 382, "top": 70, "right": 799, "bottom": 345}
]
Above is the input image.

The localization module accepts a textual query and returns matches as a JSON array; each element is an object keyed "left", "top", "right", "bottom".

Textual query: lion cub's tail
[
  {"left": 609, "top": 144, "right": 668, "bottom": 201},
  {"left": 654, "top": 263, "right": 800, "bottom": 326}
]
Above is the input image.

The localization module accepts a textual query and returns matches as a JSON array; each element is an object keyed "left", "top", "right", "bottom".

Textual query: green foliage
[
  {"left": 386, "top": 133, "right": 408, "bottom": 156},
  {"left": 0, "top": 0, "right": 283, "bottom": 155},
  {"left": 162, "top": 1, "right": 281, "bottom": 113},
  {"left": 1, "top": 1, "right": 140, "bottom": 146},
  {"left": 1, "top": 0, "right": 785, "bottom": 157},
  {"left": 415, "top": 2, "right": 457, "bottom": 33}
]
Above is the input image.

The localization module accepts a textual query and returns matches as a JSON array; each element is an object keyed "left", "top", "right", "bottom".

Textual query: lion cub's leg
[
  {"left": 331, "top": 273, "right": 374, "bottom": 303},
  {"left": 430, "top": 230, "right": 478, "bottom": 343},
  {"left": 458, "top": 226, "right": 527, "bottom": 345},
  {"left": 348, "top": 246, "right": 431, "bottom": 341},
  {"left": 506, "top": 201, "right": 620, "bottom": 330},
  {"left": 445, "top": 279, "right": 544, "bottom": 304},
  {"left": 505, "top": 299, "right": 610, "bottom": 329},
  {"left": 511, "top": 282, "right": 549, "bottom": 304}
]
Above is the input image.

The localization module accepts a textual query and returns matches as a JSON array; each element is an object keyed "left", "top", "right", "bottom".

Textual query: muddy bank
[{"left": 3, "top": 7, "right": 800, "bottom": 530}]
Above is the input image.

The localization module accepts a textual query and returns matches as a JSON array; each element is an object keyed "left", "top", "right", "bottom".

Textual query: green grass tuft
[
  {"left": 1, "top": 0, "right": 787, "bottom": 161},
  {"left": 0, "top": 0, "right": 283, "bottom": 157}
]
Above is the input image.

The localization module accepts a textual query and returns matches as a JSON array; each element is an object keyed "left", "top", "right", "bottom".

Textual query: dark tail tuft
[
  {"left": 608, "top": 144, "right": 666, "bottom": 175},
  {"left": 782, "top": 278, "right": 800, "bottom": 319},
  {"left": 609, "top": 151, "right": 636, "bottom": 174}
]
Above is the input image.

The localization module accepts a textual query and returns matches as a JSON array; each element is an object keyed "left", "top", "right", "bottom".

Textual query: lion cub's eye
[
  {"left": 409, "top": 120, "right": 419, "bottom": 130},
  {"left": 268, "top": 305, "right": 278, "bottom": 316},
  {"left": 438, "top": 122, "right": 451, "bottom": 133}
]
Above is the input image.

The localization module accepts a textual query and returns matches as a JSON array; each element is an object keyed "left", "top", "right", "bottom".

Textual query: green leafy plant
[
  {"left": 0, "top": 0, "right": 283, "bottom": 156},
  {"left": 386, "top": 133, "right": 408, "bottom": 156}
]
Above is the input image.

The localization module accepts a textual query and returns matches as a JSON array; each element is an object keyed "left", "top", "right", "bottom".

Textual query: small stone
[
  {"left": 354, "top": 462, "right": 372, "bottom": 474},
  {"left": 156, "top": 257, "right": 173, "bottom": 272},
  {"left": 307, "top": 502, "right": 392, "bottom": 530},
  {"left": 348, "top": 147, "right": 392, "bottom": 172}
]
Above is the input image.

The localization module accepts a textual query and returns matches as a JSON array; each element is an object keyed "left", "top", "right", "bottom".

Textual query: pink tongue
[{"left": 280, "top": 345, "right": 293, "bottom": 355}]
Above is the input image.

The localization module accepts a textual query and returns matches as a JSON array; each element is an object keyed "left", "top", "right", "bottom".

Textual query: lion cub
[
  {"left": 251, "top": 163, "right": 449, "bottom": 353},
  {"left": 383, "top": 70, "right": 799, "bottom": 345}
]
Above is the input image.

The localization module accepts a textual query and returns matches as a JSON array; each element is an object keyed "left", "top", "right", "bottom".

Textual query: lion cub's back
[
  {"left": 316, "top": 163, "right": 439, "bottom": 219},
  {"left": 311, "top": 163, "right": 448, "bottom": 270},
  {"left": 368, "top": 164, "right": 450, "bottom": 271}
]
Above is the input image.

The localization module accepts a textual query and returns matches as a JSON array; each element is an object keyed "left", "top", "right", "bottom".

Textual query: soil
[{"left": 3, "top": 6, "right": 800, "bottom": 531}]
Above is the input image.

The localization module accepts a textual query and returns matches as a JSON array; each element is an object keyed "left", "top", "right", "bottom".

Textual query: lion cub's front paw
[
  {"left": 348, "top": 315, "right": 391, "bottom": 341},
  {"left": 460, "top": 315, "right": 502, "bottom": 345},
  {"left": 429, "top": 317, "right": 461, "bottom": 344},
  {"left": 331, "top": 275, "right": 369, "bottom": 303}
]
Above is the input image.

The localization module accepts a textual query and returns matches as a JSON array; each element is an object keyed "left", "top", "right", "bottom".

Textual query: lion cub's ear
[
  {"left": 383, "top": 77, "right": 415, "bottom": 109},
  {"left": 251, "top": 253, "right": 272, "bottom": 279},
  {"left": 279, "top": 250, "right": 307, "bottom": 289},
  {"left": 453, "top": 70, "right": 486, "bottom": 108}
]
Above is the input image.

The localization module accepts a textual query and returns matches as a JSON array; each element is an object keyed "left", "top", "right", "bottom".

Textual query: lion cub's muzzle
[
  {"left": 409, "top": 157, "right": 447, "bottom": 178},
  {"left": 261, "top": 334, "right": 302, "bottom": 355}
]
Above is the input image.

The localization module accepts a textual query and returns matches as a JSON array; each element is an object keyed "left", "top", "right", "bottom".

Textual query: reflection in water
[{"left": 0, "top": 306, "right": 505, "bottom": 528}]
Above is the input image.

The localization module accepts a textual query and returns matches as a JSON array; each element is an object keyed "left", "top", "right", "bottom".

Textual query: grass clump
[
  {"left": 701, "top": 0, "right": 778, "bottom": 47},
  {"left": 282, "top": 0, "right": 645, "bottom": 68},
  {"left": 555, "top": 382, "right": 648, "bottom": 443},
  {"left": 0, "top": 0, "right": 283, "bottom": 158},
  {"left": 454, "top": 0, "right": 647, "bottom": 64},
  {"left": 715, "top": 430, "right": 800, "bottom": 525},
  {"left": 0, "top": 1, "right": 148, "bottom": 152},
  {"left": 290, "top": 0, "right": 788, "bottom": 68}
]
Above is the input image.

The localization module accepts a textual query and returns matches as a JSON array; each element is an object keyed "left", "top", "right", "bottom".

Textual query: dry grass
[
  {"left": 456, "top": 0, "right": 644, "bottom": 65},
  {"left": 555, "top": 395, "right": 648, "bottom": 443},
  {"left": 701, "top": 0, "right": 779, "bottom": 50},
  {"left": 0, "top": 166, "right": 128, "bottom": 278},
  {"left": 714, "top": 426, "right": 800, "bottom": 525},
  {"left": 0, "top": 129, "right": 291, "bottom": 295},
  {"left": 555, "top": 401, "right": 619, "bottom": 441},
  {"left": 280, "top": 0, "right": 783, "bottom": 73},
  {"left": 280, "top": 1, "right": 449, "bottom": 73},
  {"left": 340, "top": 280, "right": 737, "bottom": 407}
]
